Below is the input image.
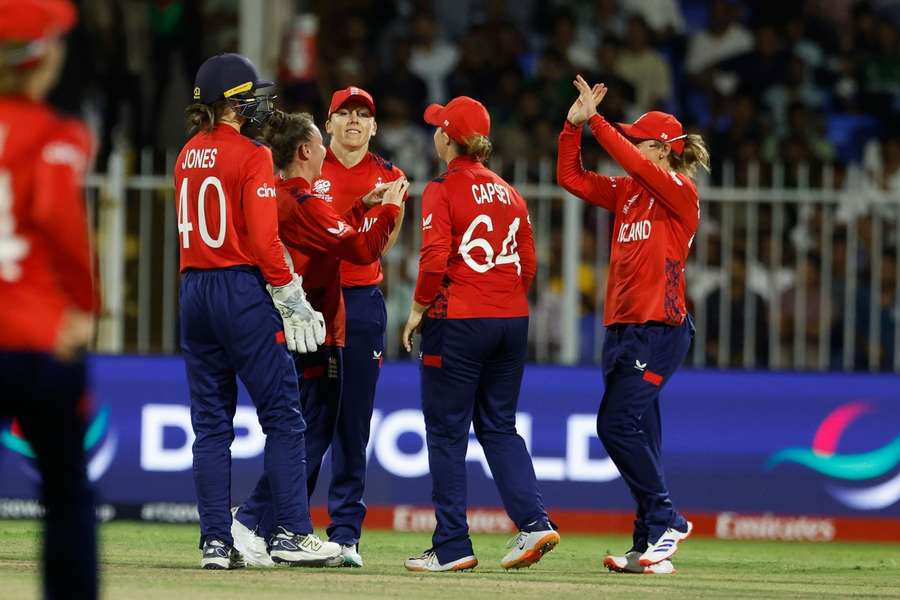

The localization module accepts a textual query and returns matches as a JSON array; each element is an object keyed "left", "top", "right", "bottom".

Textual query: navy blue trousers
[
  {"left": 238, "top": 345, "right": 343, "bottom": 539},
  {"left": 0, "top": 352, "right": 96, "bottom": 600},
  {"left": 597, "top": 318, "right": 694, "bottom": 549},
  {"left": 420, "top": 316, "right": 550, "bottom": 563},
  {"left": 180, "top": 266, "right": 310, "bottom": 545},
  {"left": 327, "top": 285, "right": 386, "bottom": 544}
]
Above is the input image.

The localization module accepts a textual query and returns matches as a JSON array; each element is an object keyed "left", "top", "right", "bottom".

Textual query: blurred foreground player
[
  {"left": 175, "top": 53, "right": 329, "bottom": 569},
  {"left": 401, "top": 96, "right": 558, "bottom": 572},
  {"left": 0, "top": 0, "right": 97, "bottom": 597},
  {"left": 557, "top": 75, "right": 711, "bottom": 574},
  {"left": 231, "top": 111, "right": 406, "bottom": 567},
  {"left": 307, "top": 87, "right": 407, "bottom": 567}
]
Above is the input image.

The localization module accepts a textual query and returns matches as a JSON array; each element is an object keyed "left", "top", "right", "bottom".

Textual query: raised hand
[
  {"left": 569, "top": 75, "right": 608, "bottom": 125},
  {"left": 361, "top": 182, "right": 392, "bottom": 206},
  {"left": 382, "top": 178, "right": 409, "bottom": 207}
]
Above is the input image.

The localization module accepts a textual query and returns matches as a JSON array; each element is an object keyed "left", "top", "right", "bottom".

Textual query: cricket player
[
  {"left": 304, "top": 86, "right": 407, "bottom": 566},
  {"left": 0, "top": 1, "right": 97, "bottom": 596},
  {"left": 557, "top": 75, "right": 710, "bottom": 574},
  {"left": 401, "top": 96, "right": 559, "bottom": 572},
  {"left": 175, "top": 53, "right": 334, "bottom": 569},
  {"left": 231, "top": 110, "right": 407, "bottom": 567}
]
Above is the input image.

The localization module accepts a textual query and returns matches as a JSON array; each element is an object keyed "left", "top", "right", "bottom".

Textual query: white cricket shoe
[
  {"left": 325, "top": 543, "right": 364, "bottom": 568},
  {"left": 230, "top": 507, "right": 273, "bottom": 568},
  {"left": 404, "top": 549, "right": 478, "bottom": 572},
  {"left": 604, "top": 551, "right": 675, "bottom": 574},
  {"left": 640, "top": 521, "right": 693, "bottom": 566},
  {"left": 500, "top": 529, "right": 560, "bottom": 569},
  {"left": 268, "top": 527, "right": 342, "bottom": 567}
]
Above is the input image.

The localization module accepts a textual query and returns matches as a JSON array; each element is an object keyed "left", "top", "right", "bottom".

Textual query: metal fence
[{"left": 86, "top": 151, "right": 900, "bottom": 372}]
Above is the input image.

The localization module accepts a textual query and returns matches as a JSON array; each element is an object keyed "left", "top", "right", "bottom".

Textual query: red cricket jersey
[
  {"left": 0, "top": 96, "right": 97, "bottom": 352},
  {"left": 414, "top": 156, "right": 536, "bottom": 319},
  {"left": 174, "top": 123, "right": 291, "bottom": 286},
  {"left": 276, "top": 176, "right": 401, "bottom": 346},
  {"left": 312, "top": 148, "right": 405, "bottom": 287},
  {"left": 557, "top": 115, "right": 700, "bottom": 326}
]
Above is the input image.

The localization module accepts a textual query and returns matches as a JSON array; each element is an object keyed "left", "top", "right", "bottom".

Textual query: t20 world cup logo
[
  {"left": 768, "top": 401, "right": 900, "bottom": 510},
  {"left": 1, "top": 405, "right": 117, "bottom": 482}
]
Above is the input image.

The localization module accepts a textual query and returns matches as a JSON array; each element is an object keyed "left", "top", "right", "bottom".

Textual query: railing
[{"left": 85, "top": 151, "right": 900, "bottom": 372}]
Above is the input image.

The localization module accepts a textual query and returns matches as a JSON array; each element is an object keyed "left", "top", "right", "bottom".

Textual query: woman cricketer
[
  {"left": 557, "top": 75, "right": 710, "bottom": 574},
  {"left": 402, "top": 96, "right": 559, "bottom": 573}
]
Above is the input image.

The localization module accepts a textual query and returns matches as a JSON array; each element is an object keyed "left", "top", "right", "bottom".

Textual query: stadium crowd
[{"left": 58, "top": 0, "right": 900, "bottom": 370}]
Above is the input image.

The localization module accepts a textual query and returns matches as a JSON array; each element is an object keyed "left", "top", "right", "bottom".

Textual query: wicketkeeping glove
[{"left": 267, "top": 274, "right": 327, "bottom": 353}]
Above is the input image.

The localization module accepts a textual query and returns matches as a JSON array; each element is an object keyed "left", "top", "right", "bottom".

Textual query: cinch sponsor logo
[
  {"left": 0, "top": 405, "right": 117, "bottom": 483},
  {"left": 138, "top": 404, "right": 621, "bottom": 483},
  {"left": 768, "top": 401, "right": 900, "bottom": 510},
  {"left": 256, "top": 184, "right": 276, "bottom": 198},
  {"left": 715, "top": 512, "right": 835, "bottom": 542}
]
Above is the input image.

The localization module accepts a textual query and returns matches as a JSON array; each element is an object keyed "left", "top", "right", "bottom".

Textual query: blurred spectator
[
  {"left": 550, "top": 10, "right": 597, "bottom": 72},
  {"left": 372, "top": 36, "right": 429, "bottom": 121},
  {"left": 146, "top": 0, "right": 203, "bottom": 153},
  {"left": 763, "top": 101, "right": 835, "bottom": 165},
  {"left": 718, "top": 25, "right": 788, "bottom": 96},
  {"left": 622, "top": 0, "right": 686, "bottom": 42},
  {"left": 408, "top": 13, "right": 459, "bottom": 103},
  {"left": 589, "top": 36, "right": 636, "bottom": 123},
  {"left": 763, "top": 55, "right": 826, "bottom": 132},
  {"left": 372, "top": 96, "right": 431, "bottom": 180},
  {"left": 685, "top": 0, "right": 754, "bottom": 75},
  {"left": 704, "top": 251, "right": 769, "bottom": 368},
  {"left": 615, "top": 16, "right": 673, "bottom": 111}
]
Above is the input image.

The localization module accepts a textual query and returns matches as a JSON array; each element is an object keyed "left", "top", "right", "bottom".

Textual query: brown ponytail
[
  {"left": 668, "top": 133, "right": 711, "bottom": 178},
  {"left": 185, "top": 100, "right": 231, "bottom": 137},
  {"left": 259, "top": 110, "right": 317, "bottom": 170}
]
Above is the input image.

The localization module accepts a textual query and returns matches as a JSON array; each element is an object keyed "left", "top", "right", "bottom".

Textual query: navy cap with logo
[{"left": 193, "top": 53, "right": 274, "bottom": 105}]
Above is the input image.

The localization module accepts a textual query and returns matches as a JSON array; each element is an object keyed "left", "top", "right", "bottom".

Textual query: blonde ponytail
[
  {"left": 669, "top": 133, "right": 711, "bottom": 178},
  {"left": 453, "top": 134, "right": 492, "bottom": 162}
]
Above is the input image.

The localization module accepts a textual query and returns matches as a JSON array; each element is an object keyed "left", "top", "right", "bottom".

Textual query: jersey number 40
[
  {"left": 178, "top": 175, "right": 227, "bottom": 249},
  {"left": 458, "top": 214, "right": 521, "bottom": 275}
]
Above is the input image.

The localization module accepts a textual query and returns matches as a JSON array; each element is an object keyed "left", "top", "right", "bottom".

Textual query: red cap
[
  {"left": 0, "top": 0, "right": 76, "bottom": 67},
  {"left": 328, "top": 86, "right": 376, "bottom": 116},
  {"left": 617, "top": 111, "right": 687, "bottom": 155},
  {"left": 424, "top": 96, "right": 490, "bottom": 144}
]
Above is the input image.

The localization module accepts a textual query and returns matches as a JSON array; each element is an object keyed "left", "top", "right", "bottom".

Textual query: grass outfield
[{"left": 1, "top": 520, "right": 899, "bottom": 599}]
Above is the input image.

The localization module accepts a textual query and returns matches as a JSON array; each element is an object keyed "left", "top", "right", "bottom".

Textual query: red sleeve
[
  {"left": 280, "top": 196, "right": 400, "bottom": 265},
  {"left": 31, "top": 122, "right": 98, "bottom": 313},
  {"left": 556, "top": 120, "right": 618, "bottom": 211},
  {"left": 241, "top": 145, "right": 292, "bottom": 286},
  {"left": 517, "top": 200, "right": 537, "bottom": 293},
  {"left": 587, "top": 114, "right": 699, "bottom": 225},
  {"left": 341, "top": 199, "right": 369, "bottom": 229},
  {"left": 414, "top": 180, "right": 452, "bottom": 306}
]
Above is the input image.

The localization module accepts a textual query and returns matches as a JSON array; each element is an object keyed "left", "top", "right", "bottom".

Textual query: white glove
[{"left": 267, "top": 274, "right": 327, "bottom": 353}]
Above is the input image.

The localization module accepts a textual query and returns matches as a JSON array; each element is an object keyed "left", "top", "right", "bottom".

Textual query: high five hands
[
  {"left": 362, "top": 177, "right": 409, "bottom": 208},
  {"left": 566, "top": 75, "right": 608, "bottom": 126}
]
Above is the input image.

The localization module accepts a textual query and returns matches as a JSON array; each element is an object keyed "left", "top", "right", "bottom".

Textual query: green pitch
[{"left": 1, "top": 520, "right": 899, "bottom": 599}]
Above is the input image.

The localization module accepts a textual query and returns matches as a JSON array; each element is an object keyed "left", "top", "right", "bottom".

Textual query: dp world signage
[{"left": 1, "top": 356, "right": 898, "bottom": 523}]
